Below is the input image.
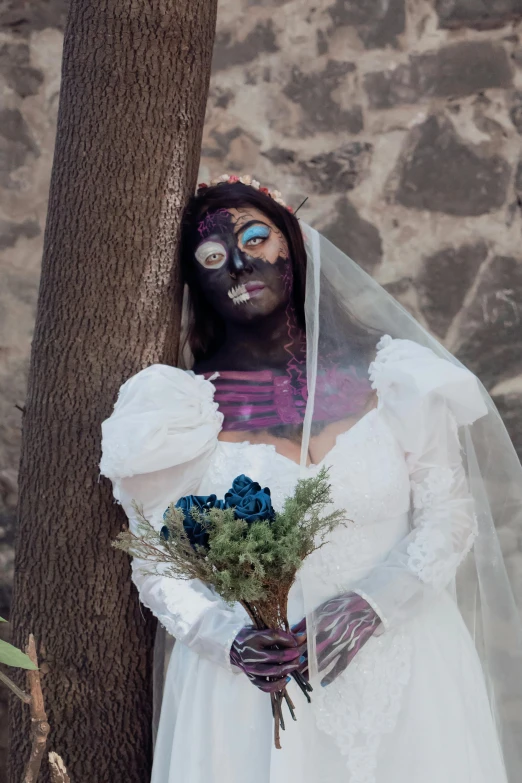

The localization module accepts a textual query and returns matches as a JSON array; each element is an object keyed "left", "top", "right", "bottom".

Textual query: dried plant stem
[
  {"left": 49, "top": 752, "right": 71, "bottom": 783},
  {"left": 22, "top": 634, "right": 50, "bottom": 783},
  {"left": 293, "top": 670, "right": 313, "bottom": 701},
  {"left": 270, "top": 693, "right": 282, "bottom": 750},
  {"left": 0, "top": 669, "right": 31, "bottom": 703},
  {"left": 242, "top": 600, "right": 306, "bottom": 748},
  {"left": 283, "top": 689, "right": 297, "bottom": 721}
]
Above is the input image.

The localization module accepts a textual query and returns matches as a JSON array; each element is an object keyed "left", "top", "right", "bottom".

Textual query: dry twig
[
  {"left": 0, "top": 669, "right": 31, "bottom": 703},
  {"left": 49, "top": 752, "right": 71, "bottom": 783},
  {"left": 22, "top": 634, "right": 50, "bottom": 783}
]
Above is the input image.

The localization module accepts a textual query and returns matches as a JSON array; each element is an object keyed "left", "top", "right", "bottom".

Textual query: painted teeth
[
  {"left": 232, "top": 292, "right": 250, "bottom": 305},
  {"left": 228, "top": 284, "right": 247, "bottom": 299},
  {"left": 228, "top": 284, "right": 250, "bottom": 304}
]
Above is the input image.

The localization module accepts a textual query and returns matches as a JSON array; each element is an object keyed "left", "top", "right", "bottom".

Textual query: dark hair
[{"left": 179, "top": 182, "right": 380, "bottom": 367}]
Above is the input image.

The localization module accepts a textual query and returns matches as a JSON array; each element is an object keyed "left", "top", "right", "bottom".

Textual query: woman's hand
[
  {"left": 293, "top": 592, "right": 381, "bottom": 687},
  {"left": 230, "top": 627, "right": 306, "bottom": 693}
]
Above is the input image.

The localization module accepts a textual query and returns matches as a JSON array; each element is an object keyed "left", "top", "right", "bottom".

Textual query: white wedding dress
[{"left": 100, "top": 336, "right": 508, "bottom": 783}]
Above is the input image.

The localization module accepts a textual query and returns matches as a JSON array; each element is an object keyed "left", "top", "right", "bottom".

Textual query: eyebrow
[
  {"left": 234, "top": 219, "right": 270, "bottom": 236},
  {"left": 194, "top": 237, "right": 226, "bottom": 252}
]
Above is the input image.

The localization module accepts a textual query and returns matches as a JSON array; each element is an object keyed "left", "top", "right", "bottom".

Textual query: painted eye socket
[
  {"left": 241, "top": 224, "right": 270, "bottom": 248},
  {"left": 195, "top": 241, "right": 227, "bottom": 269}
]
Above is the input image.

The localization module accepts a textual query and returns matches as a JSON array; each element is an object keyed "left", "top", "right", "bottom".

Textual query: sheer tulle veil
[
  {"left": 299, "top": 223, "right": 522, "bottom": 780},
  {"left": 152, "top": 220, "right": 522, "bottom": 780}
]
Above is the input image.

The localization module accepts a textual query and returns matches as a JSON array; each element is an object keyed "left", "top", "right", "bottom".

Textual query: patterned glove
[
  {"left": 293, "top": 592, "right": 381, "bottom": 686},
  {"left": 230, "top": 627, "right": 306, "bottom": 693}
]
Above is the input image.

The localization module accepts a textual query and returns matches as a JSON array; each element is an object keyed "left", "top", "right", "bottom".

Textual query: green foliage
[
  {"left": 0, "top": 618, "right": 37, "bottom": 670},
  {"left": 113, "top": 467, "right": 347, "bottom": 612}
]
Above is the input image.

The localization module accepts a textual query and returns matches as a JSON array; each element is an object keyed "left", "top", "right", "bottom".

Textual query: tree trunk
[{"left": 8, "top": 2, "right": 217, "bottom": 781}]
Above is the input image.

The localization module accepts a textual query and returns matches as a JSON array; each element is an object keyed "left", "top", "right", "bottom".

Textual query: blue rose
[
  {"left": 224, "top": 474, "right": 261, "bottom": 504},
  {"left": 225, "top": 475, "right": 275, "bottom": 523},
  {"left": 161, "top": 494, "right": 224, "bottom": 550}
]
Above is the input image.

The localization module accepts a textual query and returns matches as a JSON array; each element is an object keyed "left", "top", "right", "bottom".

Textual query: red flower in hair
[
  {"left": 260, "top": 187, "right": 270, "bottom": 195},
  {"left": 287, "top": 206, "right": 294, "bottom": 213},
  {"left": 229, "top": 175, "right": 240, "bottom": 183},
  {"left": 198, "top": 183, "right": 208, "bottom": 190}
]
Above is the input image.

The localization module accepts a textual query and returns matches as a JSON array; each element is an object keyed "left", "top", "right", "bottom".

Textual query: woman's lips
[
  {"left": 227, "top": 281, "right": 267, "bottom": 305},
  {"left": 244, "top": 281, "right": 266, "bottom": 297}
]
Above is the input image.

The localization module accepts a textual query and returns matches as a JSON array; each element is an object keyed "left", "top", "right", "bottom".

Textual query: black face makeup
[{"left": 192, "top": 207, "right": 293, "bottom": 324}]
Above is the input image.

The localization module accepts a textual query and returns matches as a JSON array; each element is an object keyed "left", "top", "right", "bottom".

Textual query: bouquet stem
[
  {"left": 271, "top": 693, "right": 282, "bottom": 749},
  {"left": 242, "top": 600, "right": 311, "bottom": 749},
  {"left": 282, "top": 689, "right": 296, "bottom": 721}
]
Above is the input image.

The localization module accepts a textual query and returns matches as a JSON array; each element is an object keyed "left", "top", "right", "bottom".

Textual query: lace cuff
[
  {"left": 350, "top": 395, "right": 478, "bottom": 630},
  {"left": 407, "top": 465, "right": 478, "bottom": 592}
]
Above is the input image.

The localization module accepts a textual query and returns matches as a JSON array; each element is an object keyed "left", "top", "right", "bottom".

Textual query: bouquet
[{"left": 113, "top": 465, "right": 347, "bottom": 748}]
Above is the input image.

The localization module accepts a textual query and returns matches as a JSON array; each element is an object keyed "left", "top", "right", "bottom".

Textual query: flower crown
[{"left": 197, "top": 173, "right": 293, "bottom": 213}]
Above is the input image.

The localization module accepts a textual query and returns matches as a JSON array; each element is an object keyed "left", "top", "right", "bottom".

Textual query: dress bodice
[{"left": 197, "top": 407, "right": 412, "bottom": 620}]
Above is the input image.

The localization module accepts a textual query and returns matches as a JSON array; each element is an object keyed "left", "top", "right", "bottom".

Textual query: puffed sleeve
[
  {"left": 99, "top": 364, "right": 247, "bottom": 671},
  {"left": 352, "top": 336, "right": 489, "bottom": 629}
]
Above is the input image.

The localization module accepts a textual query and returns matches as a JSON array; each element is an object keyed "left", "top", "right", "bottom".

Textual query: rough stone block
[
  {"left": 284, "top": 60, "right": 363, "bottom": 134},
  {"left": 328, "top": 0, "right": 406, "bottom": 48},
  {"left": 515, "top": 159, "right": 522, "bottom": 201},
  {"left": 494, "top": 394, "right": 522, "bottom": 461},
  {"left": 0, "top": 0, "right": 69, "bottom": 35},
  {"left": 202, "top": 127, "right": 243, "bottom": 160},
  {"left": 390, "top": 114, "right": 511, "bottom": 216},
  {"left": 364, "top": 66, "right": 417, "bottom": 110},
  {"left": 322, "top": 197, "right": 382, "bottom": 272},
  {"left": 0, "top": 219, "right": 40, "bottom": 251},
  {"left": 365, "top": 41, "right": 512, "bottom": 109},
  {"left": 0, "top": 108, "right": 41, "bottom": 187},
  {"left": 509, "top": 91, "right": 522, "bottom": 134},
  {"left": 418, "top": 242, "right": 488, "bottom": 337},
  {"left": 212, "top": 21, "right": 278, "bottom": 71},
  {"left": 0, "top": 42, "right": 44, "bottom": 98},
  {"left": 263, "top": 142, "right": 372, "bottom": 194},
  {"left": 300, "top": 143, "right": 373, "bottom": 194},
  {"left": 457, "top": 255, "right": 522, "bottom": 388},
  {"left": 435, "top": 0, "right": 522, "bottom": 30}
]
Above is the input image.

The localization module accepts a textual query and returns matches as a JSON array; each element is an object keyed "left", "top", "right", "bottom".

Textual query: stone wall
[
  {"left": 1, "top": 0, "right": 521, "bottom": 773},
  {"left": 202, "top": 1, "right": 522, "bottom": 421}
]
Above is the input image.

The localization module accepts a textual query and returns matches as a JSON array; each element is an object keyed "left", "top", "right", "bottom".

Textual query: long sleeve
[
  {"left": 352, "top": 336, "right": 488, "bottom": 630},
  {"left": 99, "top": 364, "right": 247, "bottom": 671}
]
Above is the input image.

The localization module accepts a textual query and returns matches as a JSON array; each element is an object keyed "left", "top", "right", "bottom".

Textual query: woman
[{"left": 100, "top": 175, "right": 522, "bottom": 783}]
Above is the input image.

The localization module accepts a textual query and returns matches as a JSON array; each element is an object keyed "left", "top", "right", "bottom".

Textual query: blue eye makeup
[{"left": 242, "top": 225, "right": 270, "bottom": 244}]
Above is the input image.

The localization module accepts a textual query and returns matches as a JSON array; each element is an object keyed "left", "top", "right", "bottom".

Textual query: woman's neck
[{"left": 212, "top": 307, "right": 306, "bottom": 371}]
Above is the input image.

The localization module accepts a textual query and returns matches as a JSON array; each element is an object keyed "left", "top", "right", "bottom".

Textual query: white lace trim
[
  {"left": 407, "top": 466, "right": 477, "bottom": 592},
  {"left": 313, "top": 630, "right": 412, "bottom": 783},
  {"left": 351, "top": 588, "right": 389, "bottom": 631}
]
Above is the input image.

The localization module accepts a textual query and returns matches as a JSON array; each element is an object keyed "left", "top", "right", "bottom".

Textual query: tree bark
[{"left": 8, "top": 2, "right": 218, "bottom": 781}]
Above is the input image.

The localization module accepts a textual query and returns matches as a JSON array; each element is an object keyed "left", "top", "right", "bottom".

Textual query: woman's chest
[
  {"left": 199, "top": 410, "right": 412, "bottom": 597},
  {"left": 198, "top": 410, "right": 411, "bottom": 525}
]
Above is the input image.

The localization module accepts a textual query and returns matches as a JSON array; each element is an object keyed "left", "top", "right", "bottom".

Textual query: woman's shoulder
[
  {"left": 369, "top": 335, "right": 487, "bottom": 428},
  {"left": 112, "top": 363, "right": 217, "bottom": 409},
  {"left": 99, "top": 363, "right": 223, "bottom": 480}
]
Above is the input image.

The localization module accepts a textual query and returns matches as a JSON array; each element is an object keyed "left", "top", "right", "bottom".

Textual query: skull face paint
[{"left": 193, "top": 207, "right": 292, "bottom": 323}]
